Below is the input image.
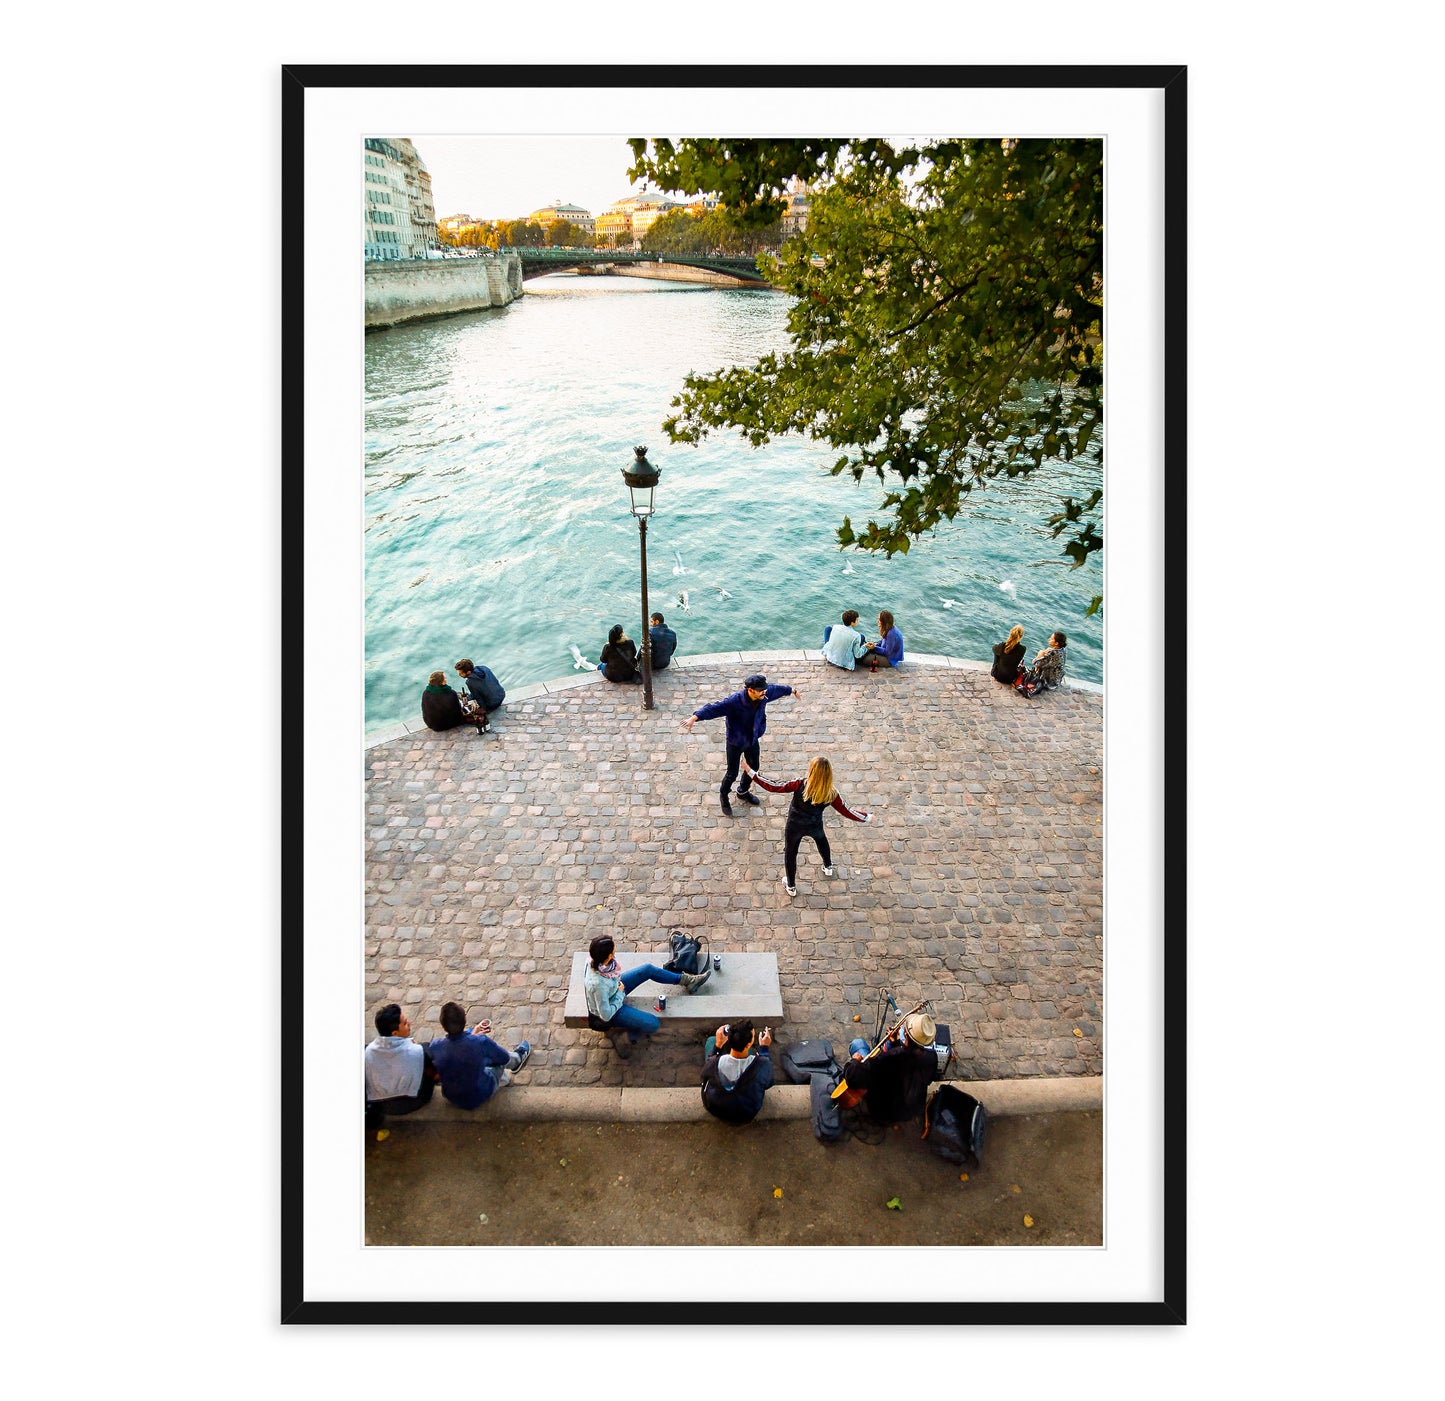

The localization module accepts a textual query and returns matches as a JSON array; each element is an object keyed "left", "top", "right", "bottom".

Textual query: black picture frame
[{"left": 282, "top": 63, "right": 1186, "bottom": 1325}]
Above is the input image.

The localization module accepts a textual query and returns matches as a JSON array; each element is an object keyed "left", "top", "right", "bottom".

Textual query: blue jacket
[
  {"left": 700, "top": 1048, "right": 775, "bottom": 1123},
  {"left": 872, "top": 627, "right": 904, "bottom": 667},
  {"left": 649, "top": 623, "right": 677, "bottom": 669},
  {"left": 692, "top": 685, "right": 792, "bottom": 748},
  {"left": 464, "top": 665, "right": 505, "bottom": 710},
  {"left": 427, "top": 1030, "right": 513, "bottom": 1109}
]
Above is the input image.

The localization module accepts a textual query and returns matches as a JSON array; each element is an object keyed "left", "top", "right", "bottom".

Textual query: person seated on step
[
  {"left": 427, "top": 1002, "right": 532, "bottom": 1110},
  {"left": 583, "top": 933, "right": 710, "bottom": 1058},
  {"left": 840, "top": 1011, "right": 940, "bottom": 1126},
  {"left": 821, "top": 609, "right": 869, "bottom": 670},
  {"left": 598, "top": 623, "right": 642, "bottom": 684},
  {"left": 648, "top": 612, "right": 677, "bottom": 670},
  {"left": 454, "top": 657, "right": 506, "bottom": 726},
  {"left": 990, "top": 624, "right": 1026, "bottom": 684},
  {"left": 364, "top": 1003, "right": 438, "bottom": 1130},
  {"left": 864, "top": 609, "right": 905, "bottom": 667},
  {"left": 420, "top": 670, "right": 487, "bottom": 734},
  {"left": 701, "top": 1019, "right": 775, "bottom": 1124},
  {"left": 1017, "top": 630, "right": 1068, "bottom": 693}
]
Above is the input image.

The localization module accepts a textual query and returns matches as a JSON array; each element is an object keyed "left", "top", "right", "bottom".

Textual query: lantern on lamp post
[{"left": 622, "top": 445, "right": 661, "bottom": 710}]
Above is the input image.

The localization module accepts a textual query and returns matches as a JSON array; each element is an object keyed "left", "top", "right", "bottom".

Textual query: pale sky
[{"left": 413, "top": 135, "right": 655, "bottom": 223}]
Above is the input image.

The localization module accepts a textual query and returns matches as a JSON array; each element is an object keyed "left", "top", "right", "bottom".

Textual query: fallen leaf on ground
[
  {"left": 886, "top": 1197, "right": 903, "bottom": 1211},
  {"left": 959, "top": 1173, "right": 969, "bottom": 1182},
  {"left": 1011, "top": 1184, "right": 1021, "bottom": 1194},
  {"left": 853, "top": 1014, "right": 861, "bottom": 1022},
  {"left": 559, "top": 1158, "right": 567, "bottom": 1167},
  {"left": 773, "top": 1187, "right": 783, "bottom": 1199},
  {"left": 375, "top": 1129, "right": 389, "bottom": 1142},
  {"left": 1023, "top": 1215, "right": 1035, "bottom": 1228},
  {"left": 478, "top": 1214, "right": 489, "bottom": 1224},
  {"left": 1073, "top": 1028, "right": 1083, "bottom": 1037}
]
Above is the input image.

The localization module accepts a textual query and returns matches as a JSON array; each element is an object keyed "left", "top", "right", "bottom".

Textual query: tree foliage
[{"left": 627, "top": 138, "right": 1103, "bottom": 585}]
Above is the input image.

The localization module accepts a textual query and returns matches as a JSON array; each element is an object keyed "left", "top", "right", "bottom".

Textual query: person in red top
[{"left": 740, "top": 755, "right": 873, "bottom": 897}]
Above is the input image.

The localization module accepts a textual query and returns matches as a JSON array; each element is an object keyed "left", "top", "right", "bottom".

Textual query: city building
[
  {"left": 363, "top": 137, "right": 439, "bottom": 261},
  {"left": 527, "top": 201, "right": 595, "bottom": 237},
  {"left": 782, "top": 177, "right": 810, "bottom": 236}
]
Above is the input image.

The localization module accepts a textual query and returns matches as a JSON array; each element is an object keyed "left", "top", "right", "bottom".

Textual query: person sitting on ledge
[
  {"left": 364, "top": 1003, "right": 437, "bottom": 1130},
  {"left": 583, "top": 933, "right": 710, "bottom": 1058},
  {"left": 455, "top": 657, "right": 505, "bottom": 721},
  {"left": 598, "top": 623, "right": 641, "bottom": 684},
  {"left": 648, "top": 612, "right": 676, "bottom": 670},
  {"left": 991, "top": 625, "right": 1026, "bottom": 684},
  {"left": 842, "top": 1011, "right": 941, "bottom": 1126},
  {"left": 427, "top": 1002, "right": 531, "bottom": 1110},
  {"left": 1023, "top": 630, "right": 1068, "bottom": 690},
  {"left": 420, "top": 670, "right": 486, "bottom": 734},
  {"left": 701, "top": 1019, "right": 775, "bottom": 1124},
  {"left": 821, "top": 609, "right": 869, "bottom": 670},
  {"left": 865, "top": 610, "right": 905, "bottom": 667}
]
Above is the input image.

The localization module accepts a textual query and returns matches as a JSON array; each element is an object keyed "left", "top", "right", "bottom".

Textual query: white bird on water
[
  {"left": 999, "top": 579, "right": 1017, "bottom": 598},
  {"left": 568, "top": 643, "right": 596, "bottom": 672},
  {"left": 715, "top": 586, "right": 732, "bottom": 600},
  {"left": 672, "top": 551, "right": 687, "bottom": 576},
  {"left": 939, "top": 599, "right": 958, "bottom": 609},
  {"left": 678, "top": 590, "right": 691, "bottom": 613},
  {"left": 841, "top": 561, "right": 857, "bottom": 575}
]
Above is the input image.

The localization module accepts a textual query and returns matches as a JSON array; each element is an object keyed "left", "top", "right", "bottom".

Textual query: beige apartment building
[{"left": 363, "top": 137, "right": 439, "bottom": 261}]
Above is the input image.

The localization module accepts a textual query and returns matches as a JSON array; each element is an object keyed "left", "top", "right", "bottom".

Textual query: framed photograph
[{"left": 283, "top": 65, "right": 1184, "bottom": 1323}]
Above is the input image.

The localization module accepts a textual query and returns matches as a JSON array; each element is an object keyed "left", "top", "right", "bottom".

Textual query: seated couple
[
  {"left": 991, "top": 627, "right": 1067, "bottom": 691},
  {"left": 822, "top": 610, "right": 904, "bottom": 670},
  {"left": 597, "top": 614, "right": 676, "bottom": 683}
]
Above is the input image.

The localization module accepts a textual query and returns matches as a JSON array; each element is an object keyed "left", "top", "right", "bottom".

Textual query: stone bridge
[{"left": 507, "top": 247, "right": 773, "bottom": 287}]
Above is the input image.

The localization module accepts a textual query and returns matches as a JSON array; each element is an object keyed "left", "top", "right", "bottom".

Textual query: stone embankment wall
[
  {"left": 606, "top": 262, "right": 771, "bottom": 289},
  {"left": 365, "top": 255, "right": 524, "bottom": 330}
]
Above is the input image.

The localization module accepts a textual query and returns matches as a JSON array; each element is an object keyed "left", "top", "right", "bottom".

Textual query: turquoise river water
[{"left": 364, "top": 275, "right": 1102, "bottom": 734}]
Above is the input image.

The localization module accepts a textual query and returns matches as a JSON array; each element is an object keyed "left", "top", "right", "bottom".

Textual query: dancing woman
[{"left": 740, "top": 755, "right": 873, "bottom": 897}]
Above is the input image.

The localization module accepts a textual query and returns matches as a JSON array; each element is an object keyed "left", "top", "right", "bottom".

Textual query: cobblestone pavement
[{"left": 364, "top": 655, "right": 1103, "bottom": 1088}]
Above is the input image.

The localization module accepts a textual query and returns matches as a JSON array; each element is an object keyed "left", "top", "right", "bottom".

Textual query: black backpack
[
  {"left": 780, "top": 1039, "right": 840, "bottom": 1084},
  {"left": 809, "top": 1071, "right": 845, "bottom": 1143},
  {"left": 662, "top": 929, "right": 710, "bottom": 976},
  {"left": 922, "top": 1084, "right": 987, "bottom": 1169}
]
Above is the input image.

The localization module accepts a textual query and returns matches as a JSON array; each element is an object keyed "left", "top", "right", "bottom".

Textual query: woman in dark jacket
[
  {"left": 740, "top": 755, "right": 872, "bottom": 897},
  {"left": 991, "top": 625, "right": 1025, "bottom": 683},
  {"left": 598, "top": 624, "right": 641, "bottom": 683},
  {"left": 420, "top": 670, "right": 485, "bottom": 732}
]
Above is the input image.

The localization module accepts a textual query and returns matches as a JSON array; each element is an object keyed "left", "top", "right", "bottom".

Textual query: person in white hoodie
[{"left": 364, "top": 1003, "right": 435, "bottom": 1130}]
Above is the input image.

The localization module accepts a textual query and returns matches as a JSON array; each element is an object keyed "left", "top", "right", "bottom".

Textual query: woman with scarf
[{"left": 583, "top": 933, "right": 711, "bottom": 1058}]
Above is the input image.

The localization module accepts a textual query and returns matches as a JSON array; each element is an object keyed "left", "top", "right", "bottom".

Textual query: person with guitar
[{"left": 839, "top": 1010, "right": 941, "bottom": 1124}]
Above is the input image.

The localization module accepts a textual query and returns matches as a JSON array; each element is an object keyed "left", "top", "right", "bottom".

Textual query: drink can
[
  {"left": 713, "top": 954, "right": 721, "bottom": 971},
  {"left": 656, "top": 994, "right": 667, "bottom": 1013}
]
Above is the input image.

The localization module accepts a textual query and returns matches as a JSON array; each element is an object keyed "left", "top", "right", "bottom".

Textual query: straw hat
[{"left": 904, "top": 1012, "right": 936, "bottom": 1046}]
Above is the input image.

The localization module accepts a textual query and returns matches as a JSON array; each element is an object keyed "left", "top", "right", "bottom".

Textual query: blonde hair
[
  {"left": 802, "top": 756, "right": 836, "bottom": 805},
  {"left": 1006, "top": 625, "right": 1024, "bottom": 650}
]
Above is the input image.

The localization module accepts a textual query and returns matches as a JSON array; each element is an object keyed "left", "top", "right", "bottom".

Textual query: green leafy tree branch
[{"left": 627, "top": 138, "right": 1104, "bottom": 601}]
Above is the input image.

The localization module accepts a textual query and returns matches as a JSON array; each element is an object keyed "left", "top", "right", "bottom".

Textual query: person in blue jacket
[
  {"left": 455, "top": 658, "right": 506, "bottom": 718},
  {"left": 648, "top": 612, "right": 677, "bottom": 670},
  {"left": 700, "top": 1020, "right": 775, "bottom": 1124},
  {"left": 865, "top": 610, "right": 904, "bottom": 667},
  {"left": 682, "top": 672, "right": 799, "bottom": 816},
  {"left": 427, "top": 1002, "right": 532, "bottom": 1109}
]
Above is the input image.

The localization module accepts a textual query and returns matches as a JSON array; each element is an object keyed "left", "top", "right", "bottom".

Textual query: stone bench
[{"left": 563, "top": 951, "right": 783, "bottom": 1034}]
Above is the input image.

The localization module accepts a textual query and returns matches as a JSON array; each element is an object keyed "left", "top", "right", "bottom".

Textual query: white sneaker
[
  {"left": 822, "top": 865, "right": 835, "bottom": 877},
  {"left": 783, "top": 877, "right": 796, "bottom": 897}
]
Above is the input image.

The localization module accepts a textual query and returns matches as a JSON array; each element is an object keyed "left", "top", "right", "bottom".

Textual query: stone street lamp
[{"left": 622, "top": 445, "right": 661, "bottom": 711}]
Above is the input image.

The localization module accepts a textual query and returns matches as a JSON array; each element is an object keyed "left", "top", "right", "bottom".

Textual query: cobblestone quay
[{"left": 364, "top": 652, "right": 1103, "bottom": 1088}]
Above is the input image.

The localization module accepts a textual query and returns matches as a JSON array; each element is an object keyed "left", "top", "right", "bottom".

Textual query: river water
[{"left": 363, "top": 275, "right": 1102, "bottom": 734}]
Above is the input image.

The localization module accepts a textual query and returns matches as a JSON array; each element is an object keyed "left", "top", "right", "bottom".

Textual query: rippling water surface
[{"left": 364, "top": 275, "right": 1102, "bottom": 733}]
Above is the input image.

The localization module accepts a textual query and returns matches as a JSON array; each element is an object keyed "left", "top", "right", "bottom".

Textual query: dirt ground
[{"left": 365, "top": 1111, "right": 1101, "bottom": 1247}]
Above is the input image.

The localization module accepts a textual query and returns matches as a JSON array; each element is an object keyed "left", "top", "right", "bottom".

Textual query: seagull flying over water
[
  {"left": 678, "top": 590, "right": 691, "bottom": 613},
  {"left": 841, "top": 561, "right": 857, "bottom": 575},
  {"left": 672, "top": 551, "right": 687, "bottom": 576},
  {"left": 715, "top": 586, "right": 732, "bottom": 600},
  {"left": 568, "top": 643, "right": 597, "bottom": 671}
]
